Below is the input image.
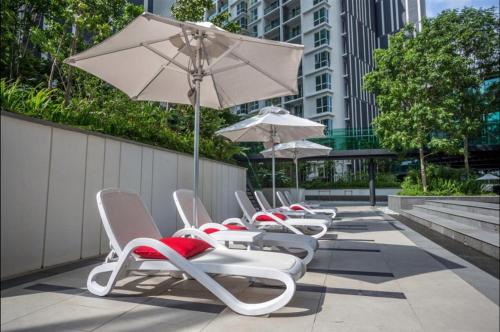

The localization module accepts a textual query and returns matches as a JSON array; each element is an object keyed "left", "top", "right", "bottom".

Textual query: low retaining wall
[
  {"left": 260, "top": 187, "right": 400, "bottom": 204},
  {"left": 1, "top": 112, "right": 246, "bottom": 279},
  {"left": 389, "top": 195, "right": 500, "bottom": 213}
]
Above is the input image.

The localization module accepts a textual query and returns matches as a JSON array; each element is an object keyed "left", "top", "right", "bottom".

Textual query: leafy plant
[{"left": 1, "top": 79, "right": 241, "bottom": 162}]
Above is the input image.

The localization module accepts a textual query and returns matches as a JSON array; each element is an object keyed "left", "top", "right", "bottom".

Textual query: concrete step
[
  {"left": 400, "top": 209, "right": 499, "bottom": 259},
  {"left": 414, "top": 204, "right": 499, "bottom": 233},
  {"left": 427, "top": 200, "right": 500, "bottom": 218}
]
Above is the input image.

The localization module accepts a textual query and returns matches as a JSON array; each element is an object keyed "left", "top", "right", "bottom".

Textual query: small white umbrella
[
  {"left": 476, "top": 174, "right": 499, "bottom": 182},
  {"left": 216, "top": 106, "right": 325, "bottom": 207},
  {"left": 261, "top": 140, "right": 331, "bottom": 192},
  {"left": 64, "top": 13, "right": 303, "bottom": 226}
]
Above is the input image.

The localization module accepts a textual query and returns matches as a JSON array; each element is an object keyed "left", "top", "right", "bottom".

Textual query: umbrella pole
[
  {"left": 193, "top": 34, "right": 203, "bottom": 228},
  {"left": 295, "top": 156, "right": 299, "bottom": 194},
  {"left": 272, "top": 141, "right": 276, "bottom": 208}
]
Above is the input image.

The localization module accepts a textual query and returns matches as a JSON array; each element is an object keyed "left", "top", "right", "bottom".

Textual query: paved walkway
[{"left": 1, "top": 205, "right": 499, "bottom": 332}]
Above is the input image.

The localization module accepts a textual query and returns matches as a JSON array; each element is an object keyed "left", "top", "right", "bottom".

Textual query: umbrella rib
[
  {"left": 132, "top": 65, "right": 166, "bottom": 99},
  {"left": 211, "top": 39, "right": 297, "bottom": 93},
  {"left": 210, "top": 63, "right": 247, "bottom": 75},
  {"left": 65, "top": 35, "right": 182, "bottom": 63},
  {"left": 205, "top": 41, "right": 242, "bottom": 71},
  {"left": 142, "top": 43, "right": 190, "bottom": 73},
  {"left": 200, "top": 39, "right": 224, "bottom": 109},
  {"left": 181, "top": 27, "right": 197, "bottom": 67}
]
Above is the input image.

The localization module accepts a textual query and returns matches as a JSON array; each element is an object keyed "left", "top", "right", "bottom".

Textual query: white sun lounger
[
  {"left": 255, "top": 190, "right": 332, "bottom": 226},
  {"left": 284, "top": 190, "right": 338, "bottom": 215},
  {"left": 88, "top": 189, "right": 305, "bottom": 316},
  {"left": 173, "top": 189, "right": 317, "bottom": 265},
  {"left": 278, "top": 191, "right": 337, "bottom": 219},
  {"left": 238, "top": 191, "right": 329, "bottom": 239}
]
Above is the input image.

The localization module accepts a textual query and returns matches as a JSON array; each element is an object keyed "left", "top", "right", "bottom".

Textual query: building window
[
  {"left": 313, "top": 0, "right": 326, "bottom": 5},
  {"left": 314, "top": 51, "right": 330, "bottom": 69},
  {"left": 250, "top": 7, "right": 258, "bottom": 21},
  {"left": 236, "top": 2, "right": 247, "bottom": 15},
  {"left": 237, "top": 104, "right": 248, "bottom": 115},
  {"left": 315, "top": 73, "right": 331, "bottom": 91},
  {"left": 238, "top": 17, "right": 248, "bottom": 29},
  {"left": 265, "top": 97, "right": 281, "bottom": 106},
  {"left": 320, "top": 119, "right": 331, "bottom": 132},
  {"left": 316, "top": 95, "right": 332, "bottom": 113},
  {"left": 251, "top": 25, "right": 258, "bottom": 36},
  {"left": 249, "top": 101, "right": 259, "bottom": 111},
  {"left": 313, "top": 8, "right": 328, "bottom": 26},
  {"left": 314, "top": 29, "right": 330, "bottom": 47}
]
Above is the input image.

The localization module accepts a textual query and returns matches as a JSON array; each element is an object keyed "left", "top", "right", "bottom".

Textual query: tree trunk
[
  {"left": 463, "top": 135, "right": 470, "bottom": 177},
  {"left": 419, "top": 147, "right": 428, "bottom": 192},
  {"left": 64, "top": 25, "right": 78, "bottom": 105},
  {"left": 47, "top": 38, "right": 63, "bottom": 88}
]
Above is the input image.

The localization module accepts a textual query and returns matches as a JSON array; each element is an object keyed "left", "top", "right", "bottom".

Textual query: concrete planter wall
[
  {"left": 388, "top": 195, "right": 500, "bottom": 213},
  {"left": 1, "top": 113, "right": 246, "bottom": 279}
]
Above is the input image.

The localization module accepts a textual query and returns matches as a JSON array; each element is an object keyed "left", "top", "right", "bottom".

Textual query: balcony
[
  {"left": 283, "top": 7, "right": 301, "bottom": 22},
  {"left": 219, "top": 3, "right": 229, "bottom": 13},
  {"left": 264, "top": 1, "right": 279, "bottom": 15},
  {"left": 264, "top": 20, "right": 280, "bottom": 32}
]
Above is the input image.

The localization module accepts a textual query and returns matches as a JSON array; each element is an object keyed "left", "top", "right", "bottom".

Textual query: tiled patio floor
[{"left": 2, "top": 205, "right": 499, "bottom": 332}]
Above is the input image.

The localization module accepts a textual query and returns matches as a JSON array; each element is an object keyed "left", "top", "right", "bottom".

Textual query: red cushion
[
  {"left": 290, "top": 205, "right": 304, "bottom": 211},
  {"left": 226, "top": 225, "right": 248, "bottom": 230},
  {"left": 133, "top": 237, "right": 211, "bottom": 259},
  {"left": 203, "top": 225, "right": 247, "bottom": 234},
  {"left": 255, "top": 213, "right": 287, "bottom": 222}
]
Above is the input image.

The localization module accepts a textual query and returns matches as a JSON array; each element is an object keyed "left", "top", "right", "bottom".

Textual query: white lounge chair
[
  {"left": 173, "top": 189, "right": 318, "bottom": 265},
  {"left": 88, "top": 189, "right": 305, "bottom": 316},
  {"left": 255, "top": 190, "right": 332, "bottom": 225},
  {"left": 284, "top": 191, "right": 320, "bottom": 209},
  {"left": 238, "top": 191, "right": 329, "bottom": 239},
  {"left": 278, "top": 191, "right": 337, "bottom": 219}
]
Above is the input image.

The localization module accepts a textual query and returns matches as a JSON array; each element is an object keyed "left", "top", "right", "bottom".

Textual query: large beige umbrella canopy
[
  {"left": 64, "top": 13, "right": 303, "bottom": 226},
  {"left": 261, "top": 140, "right": 331, "bottom": 192},
  {"left": 216, "top": 106, "right": 325, "bottom": 207}
]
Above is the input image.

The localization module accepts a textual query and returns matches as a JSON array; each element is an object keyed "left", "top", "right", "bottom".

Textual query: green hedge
[
  {"left": 398, "top": 165, "right": 486, "bottom": 196},
  {"left": 0, "top": 79, "right": 240, "bottom": 162}
]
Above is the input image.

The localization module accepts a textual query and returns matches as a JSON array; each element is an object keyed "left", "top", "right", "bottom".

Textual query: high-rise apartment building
[{"left": 153, "top": 0, "right": 424, "bottom": 132}]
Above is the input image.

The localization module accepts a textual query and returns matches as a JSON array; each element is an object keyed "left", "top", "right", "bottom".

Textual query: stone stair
[{"left": 400, "top": 200, "right": 499, "bottom": 259}]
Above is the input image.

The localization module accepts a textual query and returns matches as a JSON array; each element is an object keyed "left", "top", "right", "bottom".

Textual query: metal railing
[{"left": 264, "top": 1, "right": 279, "bottom": 14}]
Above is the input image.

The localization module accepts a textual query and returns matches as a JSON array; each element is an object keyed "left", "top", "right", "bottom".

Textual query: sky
[{"left": 426, "top": 0, "right": 499, "bottom": 17}]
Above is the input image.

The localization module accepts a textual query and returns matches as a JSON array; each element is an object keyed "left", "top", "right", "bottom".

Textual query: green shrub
[
  {"left": 398, "top": 165, "right": 485, "bottom": 196},
  {"left": 0, "top": 79, "right": 240, "bottom": 162}
]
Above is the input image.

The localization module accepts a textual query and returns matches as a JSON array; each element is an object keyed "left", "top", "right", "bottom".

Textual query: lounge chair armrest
[
  {"left": 199, "top": 223, "right": 228, "bottom": 232},
  {"left": 172, "top": 228, "right": 225, "bottom": 249},
  {"left": 290, "top": 204, "right": 314, "bottom": 214},
  {"left": 221, "top": 218, "right": 246, "bottom": 227},
  {"left": 252, "top": 212, "right": 302, "bottom": 235}
]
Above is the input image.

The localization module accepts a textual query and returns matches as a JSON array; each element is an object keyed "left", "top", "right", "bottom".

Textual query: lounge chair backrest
[
  {"left": 276, "top": 191, "right": 289, "bottom": 207},
  {"left": 97, "top": 189, "right": 162, "bottom": 254},
  {"left": 173, "top": 189, "right": 213, "bottom": 228},
  {"left": 254, "top": 190, "right": 272, "bottom": 211},
  {"left": 284, "top": 191, "right": 293, "bottom": 205},
  {"left": 235, "top": 190, "right": 258, "bottom": 221}
]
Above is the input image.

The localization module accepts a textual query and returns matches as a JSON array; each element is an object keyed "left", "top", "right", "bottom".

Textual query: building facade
[{"left": 197, "top": 0, "right": 424, "bottom": 133}]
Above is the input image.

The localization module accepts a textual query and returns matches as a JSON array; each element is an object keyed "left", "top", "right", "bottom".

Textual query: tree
[
  {"left": 427, "top": 8, "right": 500, "bottom": 175},
  {"left": 364, "top": 23, "right": 459, "bottom": 192},
  {"left": 29, "top": 0, "right": 142, "bottom": 103},
  {"left": 171, "top": 0, "right": 240, "bottom": 33}
]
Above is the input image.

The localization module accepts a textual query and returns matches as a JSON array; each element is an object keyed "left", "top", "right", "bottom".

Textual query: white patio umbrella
[
  {"left": 476, "top": 174, "right": 499, "bottom": 181},
  {"left": 261, "top": 140, "right": 331, "bottom": 192},
  {"left": 64, "top": 13, "right": 303, "bottom": 226},
  {"left": 216, "top": 106, "right": 325, "bottom": 207}
]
